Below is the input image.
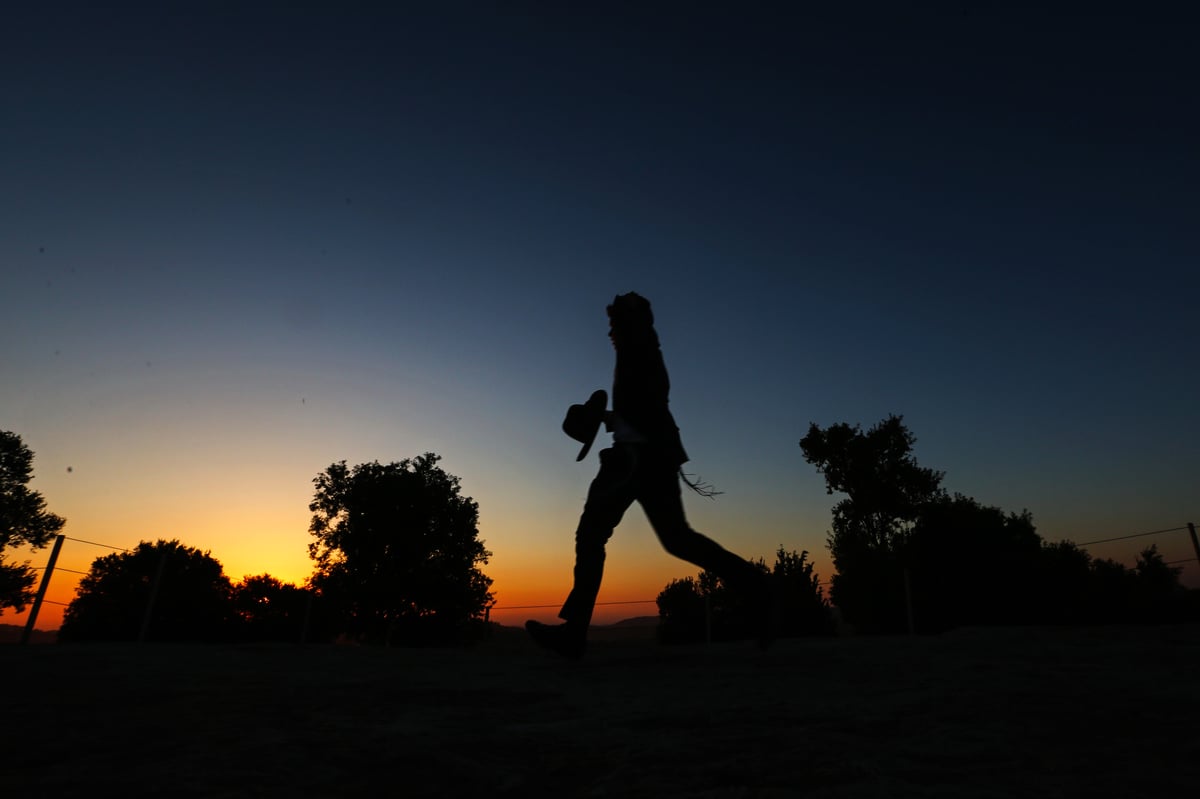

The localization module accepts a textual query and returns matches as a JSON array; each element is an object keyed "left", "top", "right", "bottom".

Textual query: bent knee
[{"left": 658, "top": 526, "right": 705, "bottom": 559}]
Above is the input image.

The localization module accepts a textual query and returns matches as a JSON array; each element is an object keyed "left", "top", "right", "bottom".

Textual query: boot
[{"left": 525, "top": 620, "right": 587, "bottom": 660}]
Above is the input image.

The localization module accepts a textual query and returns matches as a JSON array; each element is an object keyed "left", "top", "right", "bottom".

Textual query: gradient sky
[{"left": 3, "top": 3, "right": 1197, "bottom": 630}]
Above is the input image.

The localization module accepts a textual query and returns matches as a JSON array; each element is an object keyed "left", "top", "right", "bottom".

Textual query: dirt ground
[{"left": 5, "top": 624, "right": 1198, "bottom": 797}]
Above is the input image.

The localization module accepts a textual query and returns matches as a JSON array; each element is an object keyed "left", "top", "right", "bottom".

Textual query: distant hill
[
  {"left": 589, "top": 617, "right": 658, "bottom": 643},
  {"left": 0, "top": 624, "right": 58, "bottom": 644},
  {"left": 609, "top": 616, "right": 659, "bottom": 628},
  {"left": 488, "top": 616, "right": 660, "bottom": 648}
]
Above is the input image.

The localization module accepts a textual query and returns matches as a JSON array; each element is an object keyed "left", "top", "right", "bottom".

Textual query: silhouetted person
[{"left": 527, "top": 292, "right": 774, "bottom": 659}]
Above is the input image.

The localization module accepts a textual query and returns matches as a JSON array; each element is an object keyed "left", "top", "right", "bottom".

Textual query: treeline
[
  {"left": 42, "top": 453, "right": 496, "bottom": 645},
  {"left": 656, "top": 415, "right": 1196, "bottom": 642},
  {"left": 798, "top": 416, "right": 1196, "bottom": 634},
  {"left": 59, "top": 540, "right": 324, "bottom": 643},
  {"left": 7, "top": 424, "right": 1196, "bottom": 648},
  {"left": 656, "top": 548, "right": 833, "bottom": 643}
]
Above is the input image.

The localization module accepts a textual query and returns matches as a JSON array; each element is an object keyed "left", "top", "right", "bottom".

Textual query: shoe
[{"left": 525, "top": 620, "right": 586, "bottom": 660}]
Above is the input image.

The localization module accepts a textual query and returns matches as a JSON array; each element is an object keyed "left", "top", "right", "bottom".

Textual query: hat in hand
[{"left": 562, "top": 389, "right": 608, "bottom": 461}]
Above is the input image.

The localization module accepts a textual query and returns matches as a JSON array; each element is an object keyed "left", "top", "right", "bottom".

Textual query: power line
[
  {"left": 491, "top": 604, "right": 558, "bottom": 610},
  {"left": 493, "top": 580, "right": 830, "bottom": 611},
  {"left": 493, "top": 599, "right": 657, "bottom": 610},
  {"left": 1077, "top": 527, "right": 1187, "bottom": 546},
  {"left": 63, "top": 536, "right": 130, "bottom": 552}
]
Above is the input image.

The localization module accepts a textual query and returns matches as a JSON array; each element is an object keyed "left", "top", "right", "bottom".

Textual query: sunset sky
[{"left": 3, "top": 3, "right": 1197, "bottom": 631}]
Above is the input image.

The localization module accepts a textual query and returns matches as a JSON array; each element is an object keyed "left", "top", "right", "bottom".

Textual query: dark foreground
[{"left": 5, "top": 625, "right": 1199, "bottom": 797}]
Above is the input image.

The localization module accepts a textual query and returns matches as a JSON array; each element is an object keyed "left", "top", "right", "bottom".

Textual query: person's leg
[
  {"left": 638, "top": 466, "right": 761, "bottom": 591},
  {"left": 558, "top": 446, "right": 638, "bottom": 627},
  {"left": 528, "top": 447, "right": 637, "bottom": 659},
  {"left": 638, "top": 463, "right": 777, "bottom": 646}
]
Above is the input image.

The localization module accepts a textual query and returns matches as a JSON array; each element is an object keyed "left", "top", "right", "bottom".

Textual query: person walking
[{"left": 527, "top": 292, "right": 774, "bottom": 659}]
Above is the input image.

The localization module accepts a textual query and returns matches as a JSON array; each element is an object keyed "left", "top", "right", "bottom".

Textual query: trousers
[{"left": 559, "top": 444, "right": 765, "bottom": 626}]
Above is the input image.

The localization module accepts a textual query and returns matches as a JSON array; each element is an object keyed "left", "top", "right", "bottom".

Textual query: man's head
[
  {"left": 606, "top": 292, "right": 656, "bottom": 348},
  {"left": 607, "top": 292, "right": 654, "bottom": 325}
]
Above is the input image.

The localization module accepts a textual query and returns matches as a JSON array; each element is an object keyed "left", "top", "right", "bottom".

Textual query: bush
[{"left": 657, "top": 549, "right": 832, "bottom": 643}]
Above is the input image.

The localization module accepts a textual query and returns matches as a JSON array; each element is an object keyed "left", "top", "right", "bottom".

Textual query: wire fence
[
  {"left": 62, "top": 536, "right": 131, "bottom": 552},
  {"left": 493, "top": 600, "right": 659, "bottom": 610},
  {"left": 1076, "top": 526, "right": 1189, "bottom": 547},
  {"left": 1076, "top": 524, "right": 1200, "bottom": 575},
  {"left": 490, "top": 524, "right": 1199, "bottom": 613},
  {"left": 12, "top": 534, "right": 138, "bottom": 644},
  {"left": 12, "top": 520, "right": 1199, "bottom": 643}
]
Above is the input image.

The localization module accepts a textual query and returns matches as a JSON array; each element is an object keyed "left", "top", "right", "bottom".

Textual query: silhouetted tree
[
  {"left": 655, "top": 574, "right": 709, "bottom": 644},
  {"left": 0, "top": 431, "right": 66, "bottom": 613},
  {"left": 800, "top": 415, "right": 944, "bottom": 632},
  {"left": 904, "top": 496, "right": 1042, "bottom": 631},
  {"left": 231, "top": 574, "right": 314, "bottom": 642},
  {"left": 803, "top": 417, "right": 1193, "bottom": 630},
  {"left": 1131, "top": 545, "right": 1186, "bottom": 620},
  {"left": 1033, "top": 540, "right": 1095, "bottom": 624},
  {"left": 59, "top": 540, "right": 234, "bottom": 642},
  {"left": 307, "top": 453, "right": 494, "bottom": 645},
  {"left": 1089, "top": 556, "right": 1139, "bottom": 623},
  {"left": 657, "top": 548, "right": 831, "bottom": 643},
  {"left": 1029, "top": 543, "right": 1187, "bottom": 625},
  {"left": 771, "top": 548, "right": 834, "bottom": 637},
  {"left": 656, "top": 567, "right": 760, "bottom": 644}
]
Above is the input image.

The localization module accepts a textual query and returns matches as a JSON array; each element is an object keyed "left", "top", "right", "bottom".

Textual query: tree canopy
[
  {"left": 0, "top": 430, "right": 66, "bottom": 613},
  {"left": 800, "top": 415, "right": 944, "bottom": 629},
  {"left": 801, "top": 415, "right": 1194, "bottom": 632},
  {"left": 230, "top": 574, "right": 321, "bottom": 643},
  {"left": 904, "top": 495, "right": 1042, "bottom": 631},
  {"left": 60, "top": 539, "right": 233, "bottom": 642},
  {"left": 800, "top": 415, "right": 945, "bottom": 554},
  {"left": 307, "top": 453, "right": 494, "bottom": 644},
  {"left": 656, "top": 548, "right": 832, "bottom": 643}
]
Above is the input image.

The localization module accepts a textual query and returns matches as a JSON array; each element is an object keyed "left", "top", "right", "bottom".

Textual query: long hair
[{"left": 606, "top": 292, "right": 660, "bottom": 351}]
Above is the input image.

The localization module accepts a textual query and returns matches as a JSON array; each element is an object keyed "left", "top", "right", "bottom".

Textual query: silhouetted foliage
[
  {"left": 1088, "top": 556, "right": 1140, "bottom": 623},
  {"left": 657, "top": 548, "right": 832, "bottom": 643},
  {"left": 59, "top": 540, "right": 233, "bottom": 642},
  {"left": 1032, "top": 540, "right": 1095, "bottom": 624},
  {"left": 905, "top": 496, "right": 1042, "bottom": 632},
  {"left": 800, "top": 415, "right": 944, "bottom": 632},
  {"left": 655, "top": 575, "right": 709, "bottom": 644},
  {"left": 307, "top": 453, "right": 494, "bottom": 645},
  {"left": 231, "top": 574, "right": 317, "bottom": 643},
  {"left": 656, "top": 568, "right": 761, "bottom": 644},
  {"left": 0, "top": 564, "right": 39, "bottom": 618},
  {"left": 1132, "top": 545, "right": 1187, "bottom": 619},
  {"left": 1078, "top": 545, "right": 1187, "bottom": 624},
  {"left": 1028, "top": 542, "right": 1190, "bottom": 626},
  {"left": 0, "top": 430, "right": 66, "bottom": 613},
  {"left": 772, "top": 548, "right": 835, "bottom": 637},
  {"left": 801, "top": 416, "right": 1192, "bottom": 632}
]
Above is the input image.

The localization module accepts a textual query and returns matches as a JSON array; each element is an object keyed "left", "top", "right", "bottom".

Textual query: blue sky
[{"left": 3, "top": 3, "right": 1197, "bottom": 627}]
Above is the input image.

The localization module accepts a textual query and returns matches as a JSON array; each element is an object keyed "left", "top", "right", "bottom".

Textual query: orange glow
[
  {"left": 8, "top": 531, "right": 695, "bottom": 634},
  {"left": 6, "top": 468, "right": 840, "bottom": 636}
]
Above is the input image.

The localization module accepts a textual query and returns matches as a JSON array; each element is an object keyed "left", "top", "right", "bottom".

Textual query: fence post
[
  {"left": 300, "top": 589, "right": 315, "bottom": 645},
  {"left": 704, "top": 593, "right": 712, "bottom": 647},
  {"left": 903, "top": 567, "right": 915, "bottom": 635},
  {"left": 21, "top": 534, "right": 65, "bottom": 645},
  {"left": 1188, "top": 522, "right": 1200, "bottom": 567},
  {"left": 138, "top": 551, "right": 168, "bottom": 643}
]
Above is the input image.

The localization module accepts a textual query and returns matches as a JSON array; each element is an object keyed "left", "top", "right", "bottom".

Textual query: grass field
[{"left": 5, "top": 624, "right": 1199, "bottom": 797}]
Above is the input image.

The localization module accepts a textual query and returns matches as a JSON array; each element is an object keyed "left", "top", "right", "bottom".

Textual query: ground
[{"left": 5, "top": 624, "right": 1198, "bottom": 797}]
